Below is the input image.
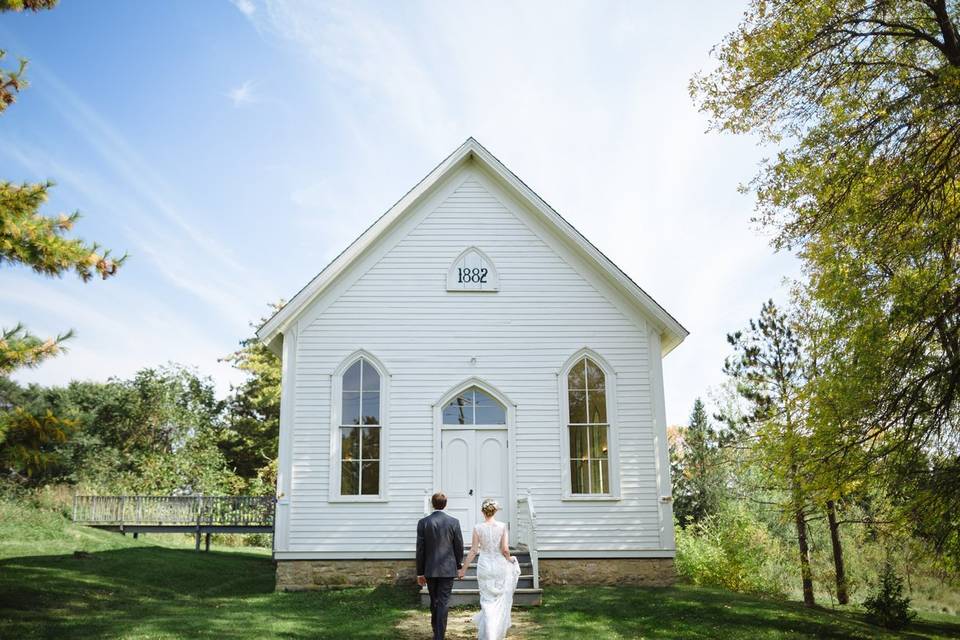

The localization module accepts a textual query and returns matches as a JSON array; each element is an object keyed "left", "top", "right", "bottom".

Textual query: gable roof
[{"left": 257, "top": 138, "right": 688, "bottom": 356}]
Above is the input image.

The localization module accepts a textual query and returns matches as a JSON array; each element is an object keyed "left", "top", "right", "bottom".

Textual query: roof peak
[{"left": 257, "top": 139, "right": 687, "bottom": 355}]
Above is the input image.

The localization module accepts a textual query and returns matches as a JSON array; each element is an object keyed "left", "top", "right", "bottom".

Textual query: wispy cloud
[
  {"left": 230, "top": 0, "right": 256, "bottom": 17},
  {"left": 227, "top": 79, "right": 257, "bottom": 106},
  {"left": 2, "top": 63, "right": 274, "bottom": 363}
]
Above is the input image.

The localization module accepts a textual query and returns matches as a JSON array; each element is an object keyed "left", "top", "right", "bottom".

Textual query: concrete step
[{"left": 419, "top": 587, "right": 543, "bottom": 608}]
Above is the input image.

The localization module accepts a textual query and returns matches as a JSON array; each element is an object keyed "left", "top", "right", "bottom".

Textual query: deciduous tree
[{"left": 692, "top": 0, "right": 960, "bottom": 566}]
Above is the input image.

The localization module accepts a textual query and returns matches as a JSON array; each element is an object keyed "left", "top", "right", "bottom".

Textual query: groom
[{"left": 416, "top": 492, "right": 464, "bottom": 640}]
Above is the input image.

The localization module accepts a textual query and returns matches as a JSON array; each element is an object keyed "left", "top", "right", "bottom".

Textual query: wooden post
[
  {"left": 195, "top": 496, "right": 203, "bottom": 552},
  {"left": 72, "top": 495, "right": 78, "bottom": 523},
  {"left": 205, "top": 532, "right": 211, "bottom": 552}
]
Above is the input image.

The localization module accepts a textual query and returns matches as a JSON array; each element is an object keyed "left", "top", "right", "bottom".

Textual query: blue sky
[{"left": 1, "top": 1, "right": 799, "bottom": 426}]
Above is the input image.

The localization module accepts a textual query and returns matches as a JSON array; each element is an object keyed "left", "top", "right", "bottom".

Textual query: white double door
[{"left": 441, "top": 428, "right": 510, "bottom": 541}]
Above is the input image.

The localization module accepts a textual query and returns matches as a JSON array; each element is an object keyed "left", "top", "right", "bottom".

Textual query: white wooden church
[{"left": 257, "top": 138, "right": 688, "bottom": 594}]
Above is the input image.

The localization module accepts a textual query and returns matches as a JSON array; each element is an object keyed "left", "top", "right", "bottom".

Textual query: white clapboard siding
[{"left": 284, "top": 166, "right": 669, "bottom": 556}]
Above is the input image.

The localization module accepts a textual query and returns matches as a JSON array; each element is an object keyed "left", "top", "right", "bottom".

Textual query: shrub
[
  {"left": 863, "top": 562, "right": 915, "bottom": 630},
  {"left": 675, "top": 502, "right": 790, "bottom": 597}
]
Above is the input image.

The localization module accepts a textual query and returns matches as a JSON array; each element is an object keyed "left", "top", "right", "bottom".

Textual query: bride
[{"left": 458, "top": 498, "right": 521, "bottom": 640}]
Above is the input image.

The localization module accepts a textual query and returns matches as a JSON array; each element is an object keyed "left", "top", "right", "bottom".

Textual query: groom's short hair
[{"left": 431, "top": 492, "right": 447, "bottom": 510}]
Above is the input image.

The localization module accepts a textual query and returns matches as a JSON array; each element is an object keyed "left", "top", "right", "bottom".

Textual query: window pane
[
  {"left": 361, "top": 360, "right": 380, "bottom": 391},
  {"left": 569, "top": 425, "right": 589, "bottom": 460},
  {"left": 342, "top": 361, "right": 362, "bottom": 391},
  {"left": 568, "top": 389, "right": 587, "bottom": 423},
  {"left": 340, "top": 461, "right": 360, "bottom": 495},
  {"left": 591, "top": 459, "right": 608, "bottom": 494},
  {"left": 475, "top": 404, "right": 506, "bottom": 425},
  {"left": 474, "top": 389, "right": 499, "bottom": 406},
  {"left": 361, "top": 391, "right": 380, "bottom": 425},
  {"left": 567, "top": 359, "right": 586, "bottom": 391},
  {"left": 361, "top": 427, "right": 380, "bottom": 460},
  {"left": 443, "top": 396, "right": 473, "bottom": 425},
  {"left": 585, "top": 358, "right": 605, "bottom": 390},
  {"left": 342, "top": 391, "right": 361, "bottom": 425},
  {"left": 590, "top": 425, "right": 609, "bottom": 459},
  {"left": 588, "top": 390, "right": 607, "bottom": 424},
  {"left": 361, "top": 461, "right": 379, "bottom": 495},
  {"left": 341, "top": 427, "right": 360, "bottom": 461},
  {"left": 570, "top": 459, "right": 589, "bottom": 494}
]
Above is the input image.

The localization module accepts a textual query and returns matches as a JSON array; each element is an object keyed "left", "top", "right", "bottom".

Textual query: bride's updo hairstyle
[{"left": 481, "top": 498, "right": 500, "bottom": 517}]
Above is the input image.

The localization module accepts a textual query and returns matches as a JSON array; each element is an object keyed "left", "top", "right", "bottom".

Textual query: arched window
[
  {"left": 566, "top": 356, "right": 609, "bottom": 494},
  {"left": 339, "top": 358, "right": 381, "bottom": 496},
  {"left": 442, "top": 386, "right": 506, "bottom": 425}
]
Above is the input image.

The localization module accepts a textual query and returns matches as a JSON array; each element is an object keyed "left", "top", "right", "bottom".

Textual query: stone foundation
[
  {"left": 275, "top": 559, "right": 417, "bottom": 591},
  {"left": 275, "top": 557, "right": 675, "bottom": 590},
  {"left": 538, "top": 557, "right": 676, "bottom": 587}
]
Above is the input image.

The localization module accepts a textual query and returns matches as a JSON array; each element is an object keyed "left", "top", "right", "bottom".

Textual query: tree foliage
[
  {"left": 724, "top": 300, "right": 817, "bottom": 606},
  {"left": 671, "top": 398, "right": 727, "bottom": 526},
  {"left": 0, "top": 0, "right": 56, "bottom": 111},
  {"left": 0, "top": 407, "right": 74, "bottom": 478},
  {"left": 218, "top": 305, "right": 282, "bottom": 486},
  {"left": 693, "top": 0, "right": 960, "bottom": 565},
  {"left": 0, "top": 366, "right": 239, "bottom": 495}
]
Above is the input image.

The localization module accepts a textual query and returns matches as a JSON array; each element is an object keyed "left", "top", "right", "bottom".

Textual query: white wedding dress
[{"left": 472, "top": 521, "right": 521, "bottom": 640}]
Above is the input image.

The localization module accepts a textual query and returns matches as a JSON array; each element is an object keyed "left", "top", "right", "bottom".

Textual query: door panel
[
  {"left": 476, "top": 431, "right": 510, "bottom": 528},
  {"left": 441, "top": 431, "right": 474, "bottom": 535}
]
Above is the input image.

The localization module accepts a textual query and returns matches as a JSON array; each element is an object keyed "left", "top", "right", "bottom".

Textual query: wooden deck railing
[{"left": 73, "top": 495, "right": 275, "bottom": 528}]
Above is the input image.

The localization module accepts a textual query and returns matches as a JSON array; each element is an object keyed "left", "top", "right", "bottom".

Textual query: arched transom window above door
[{"left": 442, "top": 387, "right": 506, "bottom": 425}]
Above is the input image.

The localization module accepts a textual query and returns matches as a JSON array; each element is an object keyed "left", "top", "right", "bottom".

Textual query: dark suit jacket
[{"left": 416, "top": 510, "right": 464, "bottom": 578}]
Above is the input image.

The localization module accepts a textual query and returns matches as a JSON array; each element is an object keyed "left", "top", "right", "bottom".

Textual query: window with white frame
[
  {"left": 339, "top": 358, "right": 381, "bottom": 495},
  {"left": 567, "top": 356, "right": 609, "bottom": 494},
  {"left": 442, "top": 386, "right": 506, "bottom": 425}
]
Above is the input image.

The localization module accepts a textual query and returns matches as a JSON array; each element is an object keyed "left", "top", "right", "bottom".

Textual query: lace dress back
[
  {"left": 472, "top": 521, "right": 520, "bottom": 640},
  {"left": 475, "top": 521, "right": 505, "bottom": 555}
]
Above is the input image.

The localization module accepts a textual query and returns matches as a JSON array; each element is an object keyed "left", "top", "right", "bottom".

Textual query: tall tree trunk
[
  {"left": 795, "top": 506, "right": 815, "bottom": 606},
  {"left": 826, "top": 499, "right": 849, "bottom": 605}
]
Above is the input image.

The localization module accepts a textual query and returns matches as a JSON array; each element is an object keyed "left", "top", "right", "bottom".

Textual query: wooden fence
[
  {"left": 73, "top": 495, "right": 275, "bottom": 527},
  {"left": 72, "top": 495, "right": 275, "bottom": 550}
]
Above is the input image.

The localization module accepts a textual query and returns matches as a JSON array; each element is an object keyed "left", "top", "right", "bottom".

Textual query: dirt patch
[{"left": 395, "top": 607, "right": 538, "bottom": 639}]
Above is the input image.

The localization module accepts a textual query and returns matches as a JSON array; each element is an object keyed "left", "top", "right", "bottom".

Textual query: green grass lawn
[
  {"left": 2, "top": 498, "right": 959, "bottom": 639},
  {"left": 527, "top": 586, "right": 960, "bottom": 640}
]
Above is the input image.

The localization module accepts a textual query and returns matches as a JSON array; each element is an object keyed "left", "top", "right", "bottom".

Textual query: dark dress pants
[{"left": 426, "top": 577, "right": 455, "bottom": 640}]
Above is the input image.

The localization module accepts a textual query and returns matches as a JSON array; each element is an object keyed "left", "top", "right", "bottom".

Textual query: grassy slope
[
  {"left": 2, "top": 499, "right": 959, "bottom": 640},
  {"left": 0, "top": 500, "right": 412, "bottom": 640}
]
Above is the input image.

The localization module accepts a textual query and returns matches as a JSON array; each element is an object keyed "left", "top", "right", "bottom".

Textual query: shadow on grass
[
  {"left": 0, "top": 547, "right": 415, "bottom": 640},
  {"left": 529, "top": 586, "right": 960, "bottom": 640}
]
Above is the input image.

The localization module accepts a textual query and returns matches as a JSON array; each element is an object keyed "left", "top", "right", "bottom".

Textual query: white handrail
[
  {"left": 423, "top": 490, "right": 431, "bottom": 516},
  {"left": 516, "top": 490, "right": 540, "bottom": 589}
]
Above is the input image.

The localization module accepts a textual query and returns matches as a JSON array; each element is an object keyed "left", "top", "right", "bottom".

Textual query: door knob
[{"left": 469, "top": 489, "right": 474, "bottom": 496}]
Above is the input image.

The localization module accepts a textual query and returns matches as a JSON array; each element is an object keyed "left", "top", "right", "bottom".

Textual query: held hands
[
  {"left": 457, "top": 568, "right": 466, "bottom": 579},
  {"left": 510, "top": 555, "right": 517, "bottom": 563},
  {"left": 417, "top": 575, "right": 427, "bottom": 587}
]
